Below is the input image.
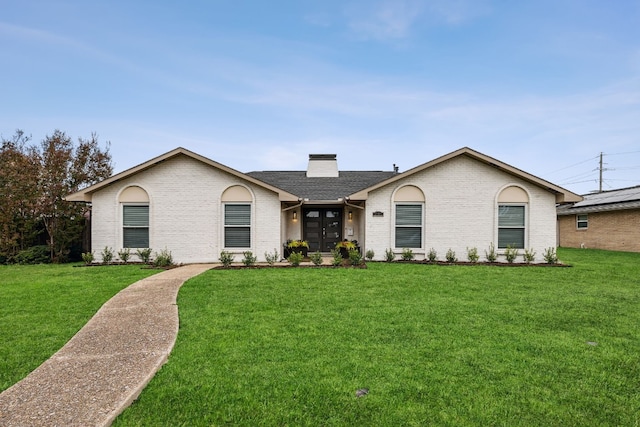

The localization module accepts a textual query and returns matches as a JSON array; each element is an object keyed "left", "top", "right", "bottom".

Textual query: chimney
[{"left": 307, "top": 154, "right": 338, "bottom": 177}]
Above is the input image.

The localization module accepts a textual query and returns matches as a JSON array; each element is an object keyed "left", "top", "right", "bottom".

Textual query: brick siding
[{"left": 558, "top": 209, "right": 640, "bottom": 252}]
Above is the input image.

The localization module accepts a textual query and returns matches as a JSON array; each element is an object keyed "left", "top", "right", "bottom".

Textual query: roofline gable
[
  {"left": 65, "top": 147, "right": 299, "bottom": 202},
  {"left": 347, "top": 147, "right": 582, "bottom": 203}
]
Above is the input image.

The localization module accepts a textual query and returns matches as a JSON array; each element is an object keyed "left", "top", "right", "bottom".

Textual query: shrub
[
  {"left": 445, "top": 248, "right": 457, "bottom": 263},
  {"left": 219, "top": 251, "right": 234, "bottom": 268},
  {"left": 523, "top": 248, "right": 536, "bottom": 264},
  {"left": 287, "top": 251, "right": 304, "bottom": 267},
  {"left": 365, "top": 249, "right": 375, "bottom": 261},
  {"left": 504, "top": 245, "right": 519, "bottom": 264},
  {"left": 15, "top": 245, "right": 51, "bottom": 264},
  {"left": 427, "top": 248, "right": 438, "bottom": 262},
  {"left": 81, "top": 251, "right": 94, "bottom": 265},
  {"left": 485, "top": 243, "right": 497, "bottom": 262},
  {"left": 154, "top": 248, "right": 174, "bottom": 267},
  {"left": 330, "top": 249, "right": 343, "bottom": 266},
  {"left": 286, "top": 239, "right": 309, "bottom": 249},
  {"left": 309, "top": 251, "right": 323, "bottom": 266},
  {"left": 348, "top": 249, "right": 363, "bottom": 266},
  {"left": 401, "top": 248, "right": 414, "bottom": 261},
  {"left": 264, "top": 249, "right": 279, "bottom": 266},
  {"left": 101, "top": 246, "right": 114, "bottom": 265},
  {"left": 136, "top": 248, "right": 153, "bottom": 264},
  {"left": 242, "top": 251, "right": 257, "bottom": 266},
  {"left": 466, "top": 247, "right": 479, "bottom": 263},
  {"left": 118, "top": 248, "right": 131, "bottom": 264},
  {"left": 543, "top": 247, "right": 558, "bottom": 264},
  {"left": 384, "top": 248, "right": 396, "bottom": 262}
]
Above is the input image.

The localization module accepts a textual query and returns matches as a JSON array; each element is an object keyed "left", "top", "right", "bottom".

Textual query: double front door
[{"left": 303, "top": 208, "right": 343, "bottom": 252}]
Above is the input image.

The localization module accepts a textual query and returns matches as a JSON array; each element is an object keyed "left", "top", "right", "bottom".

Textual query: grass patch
[
  {"left": 0, "top": 264, "right": 160, "bottom": 392},
  {"left": 115, "top": 248, "right": 640, "bottom": 426}
]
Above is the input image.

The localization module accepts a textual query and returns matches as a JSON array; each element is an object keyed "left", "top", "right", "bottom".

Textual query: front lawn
[
  {"left": 115, "top": 248, "right": 640, "bottom": 426},
  {"left": 0, "top": 264, "right": 160, "bottom": 392}
]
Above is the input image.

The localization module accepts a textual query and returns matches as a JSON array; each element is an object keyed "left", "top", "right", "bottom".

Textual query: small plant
[
  {"left": 504, "top": 245, "right": 519, "bottom": 264},
  {"left": 154, "top": 248, "right": 174, "bottom": 267},
  {"left": 401, "top": 248, "right": 414, "bottom": 261},
  {"left": 543, "top": 247, "right": 558, "bottom": 264},
  {"left": 335, "top": 240, "right": 357, "bottom": 251},
  {"left": 445, "top": 248, "right": 457, "bottom": 263},
  {"left": 348, "top": 249, "right": 363, "bottom": 266},
  {"left": 219, "top": 250, "right": 235, "bottom": 268},
  {"left": 466, "top": 247, "right": 479, "bottom": 263},
  {"left": 101, "top": 246, "right": 114, "bottom": 264},
  {"left": 118, "top": 248, "right": 131, "bottom": 264},
  {"left": 427, "top": 248, "right": 438, "bottom": 262},
  {"left": 81, "top": 251, "right": 94, "bottom": 265},
  {"left": 365, "top": 249, "right": 375, "bottom": 261},
  {"left": 330, "top": 249, "right": 343, "bottom": 266},
  {"left": 309, "top": 251, "right": 323, "bottom": 266},
  {"left": 485, "top": 243, "right": 497, "bottom": 263},
  {"left": 264, "top": 249, "right": 279, "bottom": 266},
  {"left": 242, "top": 251, "right": 257, "bottom": 266},
  {"left": 523, "top": 248, "right": 536, "bottom": 264},
  {"left": 136, "top": 248, "right": 153, "bottom": 264},
  {"left": 384, "top": 248, "right": 396, "bottom": 262},
  {"left": 287, "top": 251, "right": 304, "bottom": 267}
]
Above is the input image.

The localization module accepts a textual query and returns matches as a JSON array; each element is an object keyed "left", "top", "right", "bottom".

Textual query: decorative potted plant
[
  {"left": 284, "top": 239, "right": 309, "bottom": 258},
  {"left": 335, "top": 240, "right": 359, "bottom": 259}
]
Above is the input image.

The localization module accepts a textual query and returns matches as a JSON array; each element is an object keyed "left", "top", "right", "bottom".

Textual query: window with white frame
[
  {"left": 577, "top": 214, "right": 588, "bottom": 229},
  {"left": 395, "top": 204, "right": 423, "bottom": 248},
  {"left": 498, "top": 205, "right": 525, "bottom": 248},
  {"left": 123, "top": 205, "right": 149, "bottom": 248},
  {"left": 224, "top": 204, "right": 251, "bottom": 248}
]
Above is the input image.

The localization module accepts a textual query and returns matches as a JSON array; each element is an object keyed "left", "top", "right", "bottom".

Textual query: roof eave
[{"left": 64, "top": 147, "right": 299, "bottom": 202}]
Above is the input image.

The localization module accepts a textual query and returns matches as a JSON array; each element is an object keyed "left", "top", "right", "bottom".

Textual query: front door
[{"left": 303, "top": 208, "right": 343, "bottom": 252}]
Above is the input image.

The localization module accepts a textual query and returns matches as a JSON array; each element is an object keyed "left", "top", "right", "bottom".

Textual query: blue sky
[{"left": 1, "top": 0, "right": 639, "bottom": 195}]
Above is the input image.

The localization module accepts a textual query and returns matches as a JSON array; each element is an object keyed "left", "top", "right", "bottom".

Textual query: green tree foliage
[{"left": 0, "top": 129, "right": 113, "bottom": 263}]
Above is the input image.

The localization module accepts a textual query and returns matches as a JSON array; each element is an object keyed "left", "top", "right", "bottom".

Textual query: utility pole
[{"left": 599, "top": 152, "right": 603, "bottom": 193}]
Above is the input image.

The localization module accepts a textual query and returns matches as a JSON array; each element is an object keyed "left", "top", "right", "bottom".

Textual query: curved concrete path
[{"left": 0, "top": 264, "right": 215, "bottom": 427}]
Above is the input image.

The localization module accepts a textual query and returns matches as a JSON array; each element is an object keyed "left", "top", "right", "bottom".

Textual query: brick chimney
[{"left": 306, "top": 154, "right": 339, "bottom": 178}]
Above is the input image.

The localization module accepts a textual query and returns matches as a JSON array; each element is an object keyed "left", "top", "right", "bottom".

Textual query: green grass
[
  {"left": 0, "top": 264, "right": 160, "bottom": 392},
  {"left": 114, "top": 248, "right": 640, "bottom": 426}
]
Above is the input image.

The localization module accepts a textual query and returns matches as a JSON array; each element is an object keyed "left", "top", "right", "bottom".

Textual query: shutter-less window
[
  {"left": 577, "top": 214, "right": 588, "bottom": 229},
  {"left": 225, "top": 204, "right": 251, "bottom": 248},
  {"left": 123, "top": 205, "right": 149, "bottom": 248},
  {"left": 498, "top": 205, "right": 524, "bottom": 248},
  {"left": 395, "top": 204, "right": 422, "bottom": 248}
]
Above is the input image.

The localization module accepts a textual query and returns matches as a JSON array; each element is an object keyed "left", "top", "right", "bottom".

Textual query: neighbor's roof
[
  {"left": 65, "top": 147, "right": 299, "bottom": 202},
  {"left": 246, "top": 171, "right": 396, "bottom": 201},
  {"left": 348, "top": 147, "right": 582, "bottom": 203},
  {"left": 557, "top": 185, "right": 640, "bottom": 215}
]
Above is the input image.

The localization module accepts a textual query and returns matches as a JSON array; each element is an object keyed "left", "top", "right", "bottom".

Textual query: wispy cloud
[{"left": 344, "top": 0, "right": 425, "bottom": 41}]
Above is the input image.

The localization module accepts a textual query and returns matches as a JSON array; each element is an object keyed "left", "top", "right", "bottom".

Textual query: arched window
[
  {"left": 221, "top": 185, "right": 253, "bottom": 248},
  {"left": 497, "top": 186, "right": 528, "bottom": 249},
  {"left": 394, "top": 185, "right": 425, "bottom": 248},
  {"left": 119, "top": 186, "right": 150, "bottom": 248}
]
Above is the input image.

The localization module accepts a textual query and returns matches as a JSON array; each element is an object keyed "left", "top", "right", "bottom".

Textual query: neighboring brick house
[
  {"left": 557, "top": 186, "right": 640, "bottom": 252},
  {"left": 66, "top": 147, "right": 581, "bottom": 263}
]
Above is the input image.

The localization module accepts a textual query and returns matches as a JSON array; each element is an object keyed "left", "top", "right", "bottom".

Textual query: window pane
[
  {"left": 123, "top": 228, "right": 149, "bottom": 248},
  {"left": 225, "top": 204, "right": 250, "bottom": 225},
  {"left": 498, "top": 205, "right": 524, "bottom": 227},
  {"left": 123, "top": 205, "right": 149, "bottom": 227},
  {"left": 498, "top": 228, "right": 524, "bottom": 248},
  {"left": 225, "top": 227, "right": 250, "bottom": 248},
  {"left": 396, "top": 205, "right": 422, "bottom": 226},
  {"left": 396, "top": 227, "right": 422, "bottom": 248}
]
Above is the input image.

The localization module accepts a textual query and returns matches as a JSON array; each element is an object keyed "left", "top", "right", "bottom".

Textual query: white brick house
[{"left": 66, "top": 147, "right": 581, "bottom": 263}]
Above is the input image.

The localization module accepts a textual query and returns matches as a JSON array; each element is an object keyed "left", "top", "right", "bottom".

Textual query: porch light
[
  {"left": 348, "top": 211, "right": 353, "bottom": 221},
  {"left": 292, "top": 211, "right": 298, "bottom": 221}
]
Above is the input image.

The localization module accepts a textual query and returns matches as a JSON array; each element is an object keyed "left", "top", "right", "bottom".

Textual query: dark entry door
[{"left": 303, "top": 208, "right": 343, "bottom": 252}]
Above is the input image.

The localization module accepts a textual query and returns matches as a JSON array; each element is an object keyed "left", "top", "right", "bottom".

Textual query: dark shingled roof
[
  {"left": 557, "top": 185, "right": 640, "bottom": 215},
  {"left": 246, "top": 171, "right": 396, "bottom": 200}
]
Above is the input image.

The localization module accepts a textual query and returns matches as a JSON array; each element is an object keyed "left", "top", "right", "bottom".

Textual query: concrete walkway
[{"left": 0, "top": 264, "right": 215, "bottom": 427}]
